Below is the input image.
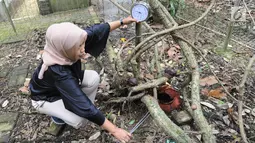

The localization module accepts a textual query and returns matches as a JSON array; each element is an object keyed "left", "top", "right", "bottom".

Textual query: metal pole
[
  {"left": 135, "top": 23, "right": 141, "bottom": 46},
  {"left": 2, "top": 0, "right": 17, "bottom": 34}
]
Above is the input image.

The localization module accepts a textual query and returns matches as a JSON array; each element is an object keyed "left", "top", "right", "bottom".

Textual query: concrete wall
[
  {"left": 49, "top": 0, "right": 90, "bottom": 12},
  {"left": 0, "top": 0, "right": 24, "bottom": 22}
]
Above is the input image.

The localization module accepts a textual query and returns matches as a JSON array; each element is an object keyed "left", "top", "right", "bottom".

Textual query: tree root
[
  {"left": 122, "top": 77, "right": 168, "bottom": 110},
  {"left": 105, "top": 92, "right": 145, "bottom": 104},
  {"left": 141, "top": 95, "right": 192, "bottom": 143},
  {"left": 128, "top": 77, "right": 168, "bottom": 96}
]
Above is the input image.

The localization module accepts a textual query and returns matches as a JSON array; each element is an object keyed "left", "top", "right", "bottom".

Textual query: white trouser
[{"left": 31, "top": 70, "right": 100, "bottom": 129}]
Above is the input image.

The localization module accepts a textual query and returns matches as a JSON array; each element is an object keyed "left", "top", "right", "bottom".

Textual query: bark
[
  {"left": 106, "top": 41, "right": 117, "bottom": 71},
  {"left": 141, "top": 95, "right": 192, "bottom": 143},
  {"left": 148, "top": 0, "right": 173, "bottom": 28},
  {"left": 106, "top": 92, "right": 145, "bottom": 104},
  {"left": 178, "top": 40, "right": 216, "bottom": 143}
]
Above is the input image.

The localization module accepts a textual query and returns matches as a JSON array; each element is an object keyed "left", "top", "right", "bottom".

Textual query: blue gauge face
[{"left": 131, "top": 4, "right": 149, "bottom": 22}]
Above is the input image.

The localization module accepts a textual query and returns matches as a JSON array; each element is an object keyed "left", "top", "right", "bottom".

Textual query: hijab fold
[{"left": 38, "top": 22, "right": 87, "bottom": 79}]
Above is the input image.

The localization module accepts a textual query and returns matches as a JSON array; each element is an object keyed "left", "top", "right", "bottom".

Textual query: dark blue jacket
[{"left": 29, "top": 23, "right": 110, "bottom": 126}]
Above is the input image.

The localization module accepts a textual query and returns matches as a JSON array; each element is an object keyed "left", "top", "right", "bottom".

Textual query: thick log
[{"left": 141, "top": 95, "right": 192, "bottom": 143}]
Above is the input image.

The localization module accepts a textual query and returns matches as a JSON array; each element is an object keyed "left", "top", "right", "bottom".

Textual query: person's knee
[
  {"left": 64, "top": 118, "right": 85, "bottom": 129},
  {"left": 86, "top": 70, "right": 100, "bottom": 87}
]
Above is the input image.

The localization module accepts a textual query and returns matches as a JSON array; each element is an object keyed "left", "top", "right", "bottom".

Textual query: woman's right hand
[
  {"left": 110, "top": 127, "right": 132, "bottom": 143},
  {"left": 101, "top": 119, "right": 132, "bottom": 142}
]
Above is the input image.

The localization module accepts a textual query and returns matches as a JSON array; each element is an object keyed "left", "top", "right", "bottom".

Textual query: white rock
[
  {"left": 252, "top": 108, "right": 255, "bottom": 117},
  {"left": 200, "top": 102, "right": 216, "bottom": 110},
  {"left": 114, "top": 48, "right": 119, "bottom": 53},
  {"left": 212, "top": 129, "right": 220, "bottom": 134},
  {"left": 228, "top": 103, "right": 234, "bottom": 108},
  {"left": 243, "top": 109, "right": 251, "bottom": 114},
  {"left": 89, "top": 131, "right": 101, "bottom": 141},
  {"left": 16, "top": 55, "right": 22, "bottom": 58},
  {"left": 223, "top": 115, "right": 230, "bottom": 126},
  {"left": 2, "top": 100, "right": 9, "bottom": 108},
  {"left": 36, "top": 54, "right": 42, "bottom": 60},
  {"left": 227, "top": 129, "right": 238, "bottom": 135}
]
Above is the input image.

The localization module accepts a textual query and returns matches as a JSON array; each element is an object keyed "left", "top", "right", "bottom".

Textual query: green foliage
[{"left": 169, "top": 0, "right": 186, "bottom": 17}]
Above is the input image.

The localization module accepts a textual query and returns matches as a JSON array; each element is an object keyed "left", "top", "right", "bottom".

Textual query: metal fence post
[{"left": 2, "top": 0, "right": 17, "bottom": 34}]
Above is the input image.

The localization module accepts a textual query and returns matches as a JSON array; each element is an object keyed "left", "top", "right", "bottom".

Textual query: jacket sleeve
[
  {"left": 49, "top": 65, "right": 105, "bottom": 126},
  {"left": 84, "top": 23, "right": 110, "bottom": 57}
]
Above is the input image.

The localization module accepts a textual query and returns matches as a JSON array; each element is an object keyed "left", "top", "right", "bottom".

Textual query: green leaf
[
  {"left": 218, "top": 100, "right": 225, "bottom": 105},
  {"left": 129, "top": 119, "right": 135, "bottom": 125},
  {"left": 170, "top": 1, "right": 176, "bottom": 16},
  {"left": 106, "top": 112, "right": 112, "bottom": 119}
]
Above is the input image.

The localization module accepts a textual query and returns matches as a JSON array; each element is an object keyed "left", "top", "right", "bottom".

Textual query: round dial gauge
[{"left": 131, "top": 2, "right": 150, "bottom": 22}]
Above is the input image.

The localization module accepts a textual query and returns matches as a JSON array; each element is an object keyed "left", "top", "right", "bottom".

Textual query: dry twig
[
  {"left": 238, "top": 55, "right": 255, "bottom": 143},
  {"left": 105, "top": 92, "right": 145, "bottom": 104}
]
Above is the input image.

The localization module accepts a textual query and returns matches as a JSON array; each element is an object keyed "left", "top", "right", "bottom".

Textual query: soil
[{"left": 0, "top": 0, "right": 255, "bottom": 142}]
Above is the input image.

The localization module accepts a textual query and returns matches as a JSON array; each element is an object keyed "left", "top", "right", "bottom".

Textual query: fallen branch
[
  {"left": 105, "top": 92, "right": 145, "bottom": 104},
  {"left": 115, "top": 32, "right": 155, "bottom": 75},
  {"left": 141, "top": 95, "right": 192, "bottom": 143},
  {"left": 129, "top": 77, "right": 168, "bottom": 93},
  {"left": 125, "top": 0, "right": 215, "bottom": 65},
  {"left": 177, "top": 39, "right": 216, "bottom": 142},
  {"left": 131, "top": 36, "right": 165, "bottom": 62},
  {"left": 123, "top": 77, "right": 168, "bottom": 110},
  {"left": 238, "top": 54, "right": 255, "bottom": 143}
]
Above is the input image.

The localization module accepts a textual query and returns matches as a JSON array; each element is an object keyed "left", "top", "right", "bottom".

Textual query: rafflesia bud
[
  {"left": 191, "top": 104, "right": 197, "bottom": 110},
  {"left": 128, "top": 78, "right": 138, "bottom": 86},
  {"left": 164, "top": 68, "right": 177, "bottom": 77}
]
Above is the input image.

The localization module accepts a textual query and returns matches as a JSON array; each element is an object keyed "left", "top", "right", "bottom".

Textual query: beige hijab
[{"left": 38, "top": 22, "right": 87, "bottom": 79}]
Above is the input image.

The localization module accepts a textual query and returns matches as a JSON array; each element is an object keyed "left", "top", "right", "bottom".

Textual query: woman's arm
[
  {"left": 101, "top": 118, "right": 131, "bottom": 143},
  {"left": 108, "top": 16, "right": 137, "bottom": 32}
]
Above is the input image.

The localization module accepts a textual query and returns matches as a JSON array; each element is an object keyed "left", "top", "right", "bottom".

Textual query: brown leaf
[
  {"left": 200, "top": 76, "right": 218, "bottom": 86},
  {"left": 167, "top": 44, "right": 181, "bottom": 62},
  {"left": 201, "top": 88, "right": 209, "bottom": 95},
  {"left": 145, "top": 74, "right": 154, "bottom": 80},
  {"left": 208, "top": 88, "right": 226, "bottom": 99},
  {"left": 150, "top": 24, "right": 163, "bottom": 29}
]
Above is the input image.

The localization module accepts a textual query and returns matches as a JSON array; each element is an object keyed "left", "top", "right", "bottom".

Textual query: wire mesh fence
[
  {"left": 0, "top": 0, "right": 91, "bottom": 44},
  {"left": 176, "top": 0, "right": 255, "bottom": 49}
]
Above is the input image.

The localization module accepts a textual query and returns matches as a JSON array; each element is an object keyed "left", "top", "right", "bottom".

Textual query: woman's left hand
[{"left": 123, "top": 16, "right": 138, "bottom": 25}]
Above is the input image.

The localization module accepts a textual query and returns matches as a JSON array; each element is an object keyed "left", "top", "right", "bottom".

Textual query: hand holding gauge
[{"left": 131, "top": 1, "right": 150, "bottom": 22}]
